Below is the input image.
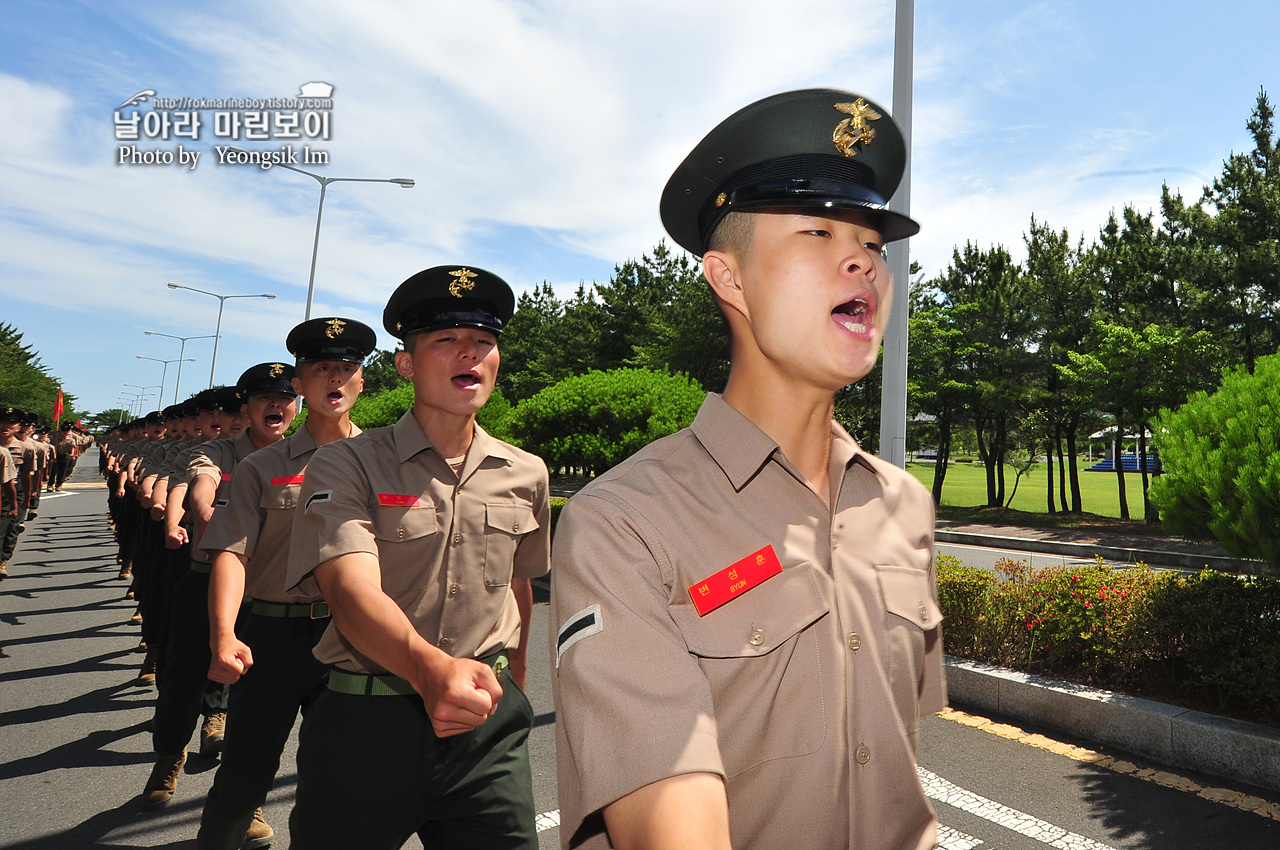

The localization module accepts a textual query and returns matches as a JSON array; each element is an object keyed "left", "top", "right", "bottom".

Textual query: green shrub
[
  {"left": 935, "top": 555, "right": 995, "bottom": 656},
  {"left": 938, "top": 554, "right": 1277, "bottom": 720},
  {"left": 1149, "top": 570, "right": 1280, "bottom": 712},
  {"left": 351, "top": 382, "right": 414, "bottom": 429},
  {"left": 510, "top": 368, "right": 706, "bottom": 476},
  {"left": 1150, "top": 353, "right": 1280, "bottom": 569},
  {"left": 550, "top": 496, "right": 567, "bottom": 535},
  {"left": 476, "top": 387, "right": 517, "bottom": 444}
]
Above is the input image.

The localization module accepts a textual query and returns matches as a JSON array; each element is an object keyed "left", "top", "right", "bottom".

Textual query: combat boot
[
  {"left": 200, "top": 712, "right": 226, "bottom": 757},
  {"left": 242, "top": 807, "right": 274, "bottom": 849},
  {"left": 136, "top": 646, "right": 157, "bottom": 685},
  {"left": 140, "top": 748, "right": 186, "bottom": 809}
]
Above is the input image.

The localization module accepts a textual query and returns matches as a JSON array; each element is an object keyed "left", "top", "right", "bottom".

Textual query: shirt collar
[
  {"left": 690, "top": 393, "right": 879, "bottom": 491},
  {"left": 289, "top": 419, "right": 360, "bottom": 459},
  {"left": 287, "top": 423, "right": 318, "bottom": 459},
  {"left": 689, "top": 394, "right": 780, "bottom": 491},
  {"left": 392, "top": 409, "right": 517, "bottom": 466}
]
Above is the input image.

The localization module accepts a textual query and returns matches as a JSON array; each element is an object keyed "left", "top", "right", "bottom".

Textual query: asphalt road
[
  {"left": 2, "top": 450, "right": 1276, "bottom": 849},
  {"left": 936, "top": 541, "right": 1105, "bottom": 573}
]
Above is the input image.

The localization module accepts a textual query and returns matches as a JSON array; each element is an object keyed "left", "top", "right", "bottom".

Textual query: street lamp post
[
  {"left": 135, "top": 355, "right": 195, "bottom": 408},
  {"left": 145, "top": 331, "right": 219, "bottom": 403},
  {"left": 240, "top": 152, "right": 413, "bottom": 321},
  {"left": 118, "top": 393, "right": 142, "bottom": 422},
  {"left": 123, "top": 384, "right": 161, "bottom": 416},
  {"left": 879, "top": 0, "right": 916, "bottom": 469},
  {"left": 166, "top": 285, "right": 276, "bottom": 387}
]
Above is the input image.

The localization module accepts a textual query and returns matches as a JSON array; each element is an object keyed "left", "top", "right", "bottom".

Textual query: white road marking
[
  {"left": 533, "top": 769, "right": 1119, "bottom": 848},
  {"left": 919, "top": 767, "right": 1118, "bottom": 849},
  {"left": 936, "top": 824, "right": 985, "bottom": 849},
  {"left": 536, "top": 809, "right": 560, "bottom": 833}
]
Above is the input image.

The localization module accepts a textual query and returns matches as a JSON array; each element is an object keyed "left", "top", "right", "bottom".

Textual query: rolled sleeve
[
  {"left": 286, "top": 442, "right": 377, "bottom": 598},
  {"left": 551, "top": 492, "right": 724, "bottom": 849},
  {"left": 198, "top": 459, "right": 265, "bottom": 560}
]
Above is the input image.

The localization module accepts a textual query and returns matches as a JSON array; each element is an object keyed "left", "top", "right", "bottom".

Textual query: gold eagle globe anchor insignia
[
  {"left": 267, "top": 363, "right": 285, "bottom": 378},
  {"left": 832, "top": 99, "right": 881, "bottom": 157},
  {"left": 449, "top": 268, "right": 478, "bottom": 298},
  {"left": 325, "top": 319, "right": 346, "bottom": 338}
]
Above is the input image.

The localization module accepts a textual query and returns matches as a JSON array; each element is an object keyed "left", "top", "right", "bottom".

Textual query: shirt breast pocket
[
  {"left": 372, "top": 505, "right": 440, "bottom": 593},
  {"left": 483, "top": 502, "right": 538, "bottom": 587},
  {"left": 876, "top": 564, "right": 943, "bottom": 712},
  {"left": 670, "top": 565, "right": 831, "bottom": 777},
  {"left": 260, "top": 483, "right": 301, "bottom": 513}
]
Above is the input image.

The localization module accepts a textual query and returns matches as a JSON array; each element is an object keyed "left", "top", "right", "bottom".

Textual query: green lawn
[{"left": 905, "top": 461, "right": 1154, "bottom": 520}]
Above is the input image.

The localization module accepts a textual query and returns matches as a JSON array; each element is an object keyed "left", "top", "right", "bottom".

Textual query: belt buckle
[
  {"left": 492, "top": 654, "right": 508, "bottom": 680},
  {"left": 309, "top": 601, "right": 328, "bottom": 619}
]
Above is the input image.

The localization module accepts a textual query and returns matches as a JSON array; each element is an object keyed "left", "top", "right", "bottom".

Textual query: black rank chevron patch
[
  {"left": 304, "top": 490, "right": 332, "bottom": 512},
  {"left": 555, "top": 603, "right": 602, "bottom": 668}
]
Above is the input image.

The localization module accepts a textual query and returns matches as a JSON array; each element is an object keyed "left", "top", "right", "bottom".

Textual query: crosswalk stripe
[
  {"left": 936, "top": 824, "right": 984, "bottom": 850},
  {"left": 919, "top": 767, "right": 1118, "bottom": 849},
  {"left": 535, "top": 809, "right": 560, "bottom": 833}
]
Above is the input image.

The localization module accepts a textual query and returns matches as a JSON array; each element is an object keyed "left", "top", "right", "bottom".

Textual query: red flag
[{"left": 53, "top": 388, "right": 64, "bottom": 428}]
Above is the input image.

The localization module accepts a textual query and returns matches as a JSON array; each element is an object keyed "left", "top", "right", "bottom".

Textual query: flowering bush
[{"left": 936, "top": 556, "right": 1278, "bottom": 721}]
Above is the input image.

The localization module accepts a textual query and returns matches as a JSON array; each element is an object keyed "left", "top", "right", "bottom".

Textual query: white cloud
[{"left": 3, "top": 0, "right": 1278, "bottom": 414}]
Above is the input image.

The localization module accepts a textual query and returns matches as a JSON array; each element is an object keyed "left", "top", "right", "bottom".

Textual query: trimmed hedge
[
  {"left": 937, "top": 555, "right": 1280, "bottom": 722},
  {"left": 509, "top": 368, "right": 706, "bottom": 476}
]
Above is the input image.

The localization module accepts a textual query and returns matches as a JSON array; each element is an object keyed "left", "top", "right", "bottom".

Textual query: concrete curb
[
  {"left": 934, "top": 529, "right": 1259, "bottom": 572},
  {"left": 945, "top": 656, "right": 1280, "bottom": 792}
]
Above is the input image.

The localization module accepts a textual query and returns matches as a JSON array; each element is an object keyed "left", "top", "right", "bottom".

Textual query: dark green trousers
[
  {"left": 1, "top": 480, "right": 25, "bottom": 563},
  {"left": 289, "top": 666, "right": 537, "bottom": 850},
  {"left": 197, "top": 610, "right": 330, "bottom": 850},
  {"left": 152, "top": 568, "right": 230, "bottom": 754}
]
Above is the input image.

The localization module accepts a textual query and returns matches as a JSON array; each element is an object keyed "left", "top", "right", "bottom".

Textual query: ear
[
  {"left": 290, "top": 376, "right": 304, "bottom": 395},
  {"left": 395, "top": 350, "right": 414, "bottom": 378},
  {"left": 703, "top": 250, "right": 749, "bottom": 322}
]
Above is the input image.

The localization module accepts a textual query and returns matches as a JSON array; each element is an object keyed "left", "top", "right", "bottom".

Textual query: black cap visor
[
  {"left": 241, "top": 380, "right": 296, "bottom": 397},
  {"left": 699, "top": 154, "right": 919, "bottom": 248},
  {"left": 399, "top": 298, "right": 505, "bottom": 337},
  {"left": 294, "top": 344, "right": 368, "bottom": 364}
]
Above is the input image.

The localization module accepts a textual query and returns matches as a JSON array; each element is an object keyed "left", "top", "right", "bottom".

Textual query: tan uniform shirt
[
  {"left": 6, "top": 439, "right": 35, "bottom": 481},
  {"left": 1, "top": 448, "right": 15, "bottom": 485},
  {"left": 199, "top": 423, "right": 359, "bottom": 603},
  {"left": 21, "top": 438, "right": 42, "bottom": 474},
  {"left": 156, "top": 437, "right": 199, "bottom": 482},
  {"left": 286, "top": 412, "right": 550, "bottom": 675},
  {"left": 551, "top": 394, "right": 947, "bottom": 850},
  {"left": 185, "top": 430, "right": 262, "bottom": 557}
]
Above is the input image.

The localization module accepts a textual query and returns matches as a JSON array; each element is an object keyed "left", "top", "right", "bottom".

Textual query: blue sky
[{"left": 1, "top": 1, "right": 1276, "bottom": 417}]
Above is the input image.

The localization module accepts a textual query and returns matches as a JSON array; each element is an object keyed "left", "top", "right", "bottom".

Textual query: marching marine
[
  {"left": 285, "top": 268, "right": 550, "bottom": 849},
  {"left": 196, "top": 321, "right": 372, "bottom": 850},
  {"left": 551, "top": 89, "right": 947, "bottom": 850}
]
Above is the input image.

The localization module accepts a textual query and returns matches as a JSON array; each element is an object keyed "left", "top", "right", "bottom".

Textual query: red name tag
[
  {"left": 377, "top": 493, "right": 422, "bottom": 507},
  {"left": 688, "top": 545, "right": 783, "bottom": 616},
  {"left": 271, "top": 474, "right": 305, "bottom": 486},
  {"left": 220, "top": 473, "right": 231, "bottom": 482}
]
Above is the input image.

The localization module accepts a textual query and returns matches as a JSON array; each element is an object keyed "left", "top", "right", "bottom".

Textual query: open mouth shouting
[
  {"left": 264, "top": 412, "right": 285, "bottom": 427},
  {"left": 833, "top": 290, "right": 878, "bottom": 340},
  {"left": 452, "top": 371, "right": 481, "bottom": 390}
]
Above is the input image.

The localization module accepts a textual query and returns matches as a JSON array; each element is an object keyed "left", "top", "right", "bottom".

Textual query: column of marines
[{"left": 16, "top": 85, "right": 951, "bottom": 850}]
